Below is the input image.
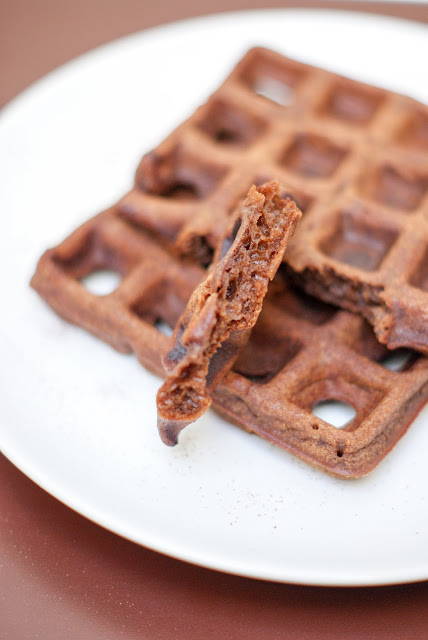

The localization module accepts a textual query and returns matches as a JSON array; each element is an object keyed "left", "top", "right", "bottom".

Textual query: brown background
[
  {"left": 1, "top": 0, "right": 428, "bottom": 107},
  {"left": 1, "top": 2, "right": 428, "bottom": 639}
]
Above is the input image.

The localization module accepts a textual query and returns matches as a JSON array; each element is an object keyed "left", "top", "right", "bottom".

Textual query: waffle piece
[
  {"left": 117, "top": 47, "right": 428, "bottom": 353},
  {"left": 219, "top": 272, "right": 428, "bottom": 478},
  {"left": 31, "top": 202, "right": 428, "bottom": 478},
  {"left": 157, "top": 181, "right": 301, "bottom": 445},
  {"left": 286, "top": 148, "right": 428, "bottom": 355}
]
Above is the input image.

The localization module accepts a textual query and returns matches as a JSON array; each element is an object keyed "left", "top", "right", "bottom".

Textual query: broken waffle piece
[{"left": 156, "top": 181, "right": 302, "bottom": 445}]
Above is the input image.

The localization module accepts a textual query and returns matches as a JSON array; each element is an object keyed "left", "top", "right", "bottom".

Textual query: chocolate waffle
[
  {"left": 118, "top": 47, "right": 428, "bottom": 353},
  {"left": 157, "top": 181, "right": 301, "bottom": 445},
  {"left": 31, "top": 47, "right": 428, "bottom": 477}
]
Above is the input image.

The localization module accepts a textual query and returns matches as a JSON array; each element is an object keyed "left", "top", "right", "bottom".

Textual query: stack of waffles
[{"left": 31, "top": 48, "right": 428, "bottom": 478}]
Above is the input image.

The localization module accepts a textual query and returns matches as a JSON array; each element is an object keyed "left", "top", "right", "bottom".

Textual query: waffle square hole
[
  {"left": 252, "top": 77, "right": 294, "bottom": 106},
  {"left": 294, "top": 377, "right": 384, "bottom": 434},
  {"left": 54, "top": 228, "right": 137, "bottom": 295},
  {"left": 409, "top": 246, "right": 428, "bottom": 292},
  {"left": 130, "top": 279, "right": 189, "bottom": 329},
  {"left": 154, "top": 319, "right": 174, "bottom": 337},
  {"left": 81, "top": 270, "right": 122, "bottom": 296},
  {"left": 197, "top": 99, "right": 266, "bottom": 147},
  {"left": 281, "top": 134, "right": 347, "bottom": 178},
  {"left": 320, "top": 208, "right": 398, "bottom": 271},
  {"left": 378, "top": 348, "right": 419, "bottom": 372},
  {"left": 269, "top": 278, "right": 337, "bottom": 325},
  {"left": 136, "top": 147, "right": 228, "bottom": 202},
  {"left": 353, "top": 322, "right": 420, "bottom": 370},
  {"left": 234, "top": 330, "right": 302, "bottom": 384},
  {"left": 312, "top": 400, "right": 357, "bottom": 429},
  {"left": 180, "top": 232, "right": 215, "bottom": 266},
  {"left": 364, "top": 164, "right": 428, "bottom": 211},
  {"left": 396, "top": 109, "right": 428, "bottom": 151},
  {"left": 239, "top": 53, "right": 305, "bottom": 107},
  {"left": 322, "top": 81, "right": 384, "bottom": 124}
]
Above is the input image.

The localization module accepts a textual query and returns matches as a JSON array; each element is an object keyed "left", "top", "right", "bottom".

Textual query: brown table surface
[{"left": 1, "top": 2, "right": 428, "bottom": 638}]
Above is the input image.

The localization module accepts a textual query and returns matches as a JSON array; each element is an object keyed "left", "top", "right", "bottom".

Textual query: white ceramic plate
[{"left": 1, "top": 9, "right": 427, "bottom": 587}]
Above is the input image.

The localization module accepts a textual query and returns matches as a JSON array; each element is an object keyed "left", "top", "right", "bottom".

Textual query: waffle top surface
[{"left": 118, "top": 47, "right": 428, "bottom": 353}]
